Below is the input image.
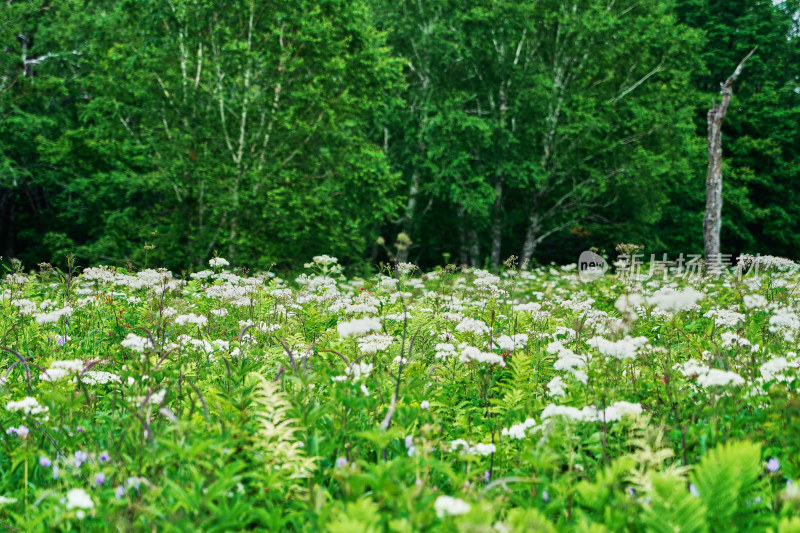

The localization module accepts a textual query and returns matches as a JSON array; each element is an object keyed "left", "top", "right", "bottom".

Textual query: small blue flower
[
  {"left": 39, "top": 456, "right": 52, "bottom": 468},
  {"left": 95, "top": 472, "right": 106, "bottom": 485},
  {"left": 767, "top": 458, "right": 780, "bottom": 472},
  {"left": 115, "top": 486, "right": 125, "bottom": 499},
  {"left": 542, "top": 490, "right": 549, "bottom": 502}
]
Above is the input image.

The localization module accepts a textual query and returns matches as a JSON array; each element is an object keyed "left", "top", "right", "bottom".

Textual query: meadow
[{"left": 1, "top": 254, "right": 800, "bottom": 532}]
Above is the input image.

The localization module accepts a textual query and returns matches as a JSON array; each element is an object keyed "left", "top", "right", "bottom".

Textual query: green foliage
[{"left": 691, "top": 440, "right": 770, "bottom": 532}]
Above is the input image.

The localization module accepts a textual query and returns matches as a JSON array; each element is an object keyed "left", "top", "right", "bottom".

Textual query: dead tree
[{"left": 704, "top": 47, "right": 757, "bottom": 263}]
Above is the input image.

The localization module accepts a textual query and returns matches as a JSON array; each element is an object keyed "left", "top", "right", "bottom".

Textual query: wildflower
[
  {"left": 542, "top": 490, "right": 549, "bottom": 502},
  {"left": 39, "top": 456, "right": 52, "bottom": 468},
  {"left": 459, "top": 346, "right": 505, "bottom": 367},
  {"left": 74, "top": 450, "right": 88, "bottom": 468},
  {"left": 52, "top": 465, "right": 59, "bottom": 479},
  {"left": 768, "top": 458, "right": 780, "bottom": 472},
  {"left": 455, "top": 318, "right": 489, "bottom": 336},
  {"left": 647, "top": 287, "right": 703, "bottom": 313},
  {"left": 120, "top": 333, "right": 153, "bottom": 353},
  {"left": 420, "top": 400, "right": 430, "bottom": 410},
  {"left": 501, "top": 418, "right": 536, "bottom": 440},
  {"left": 15, "top": 425, "right": 29, "bottom": 438},
  {"left": 209, "top": 257, "right": 230, "bottom": 268},
  {"left": 689, "top": 484, "right": 700, "bottom": 497},
  {"left": 115, "top": 486, "right": 125, "bottom": 499},
  {"left": 95, "top": 472, "right": 106, "bottom": 485},
  {"left": 337, "top": 317, "right": 381, "bottom": 338},
  {"left": 65, "top": 488, "right": 94, "bottom": 510},
  {"left": 335, "top": 457, "right": 348, "bottom": 468},
  {"left": 696, "top": 369, "right": 745, "bottom": 387},
  {"left": 6, "top": 396, "right": 49, "bottom": 417},
  {"left": 434, "top": 495, "right": 470, "bottom": 517}
]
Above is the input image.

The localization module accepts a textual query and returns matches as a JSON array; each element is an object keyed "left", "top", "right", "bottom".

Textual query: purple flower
[
  {"left": 74, "top": 450, "right": 88, "bottom": 468},
  {"left": 57, "top": 335, "right": 68, "bottom": 346},
  {"left": 16, "top": 425, "right": 29, "bottom": 438},
  {"left": 767, "top": 458, "right": 780, "bottom": 472},
  {"left": 52, "top": 465, "right": 59, "bottom": 480},
  {"left": 407, "top": 446, "right": 416, "bottom": 457},
  {"left": 542, "top": 490, "right": 549, "bottom": 502},
  {"left": 95, "top": 472, "right": 106, "bottom": 485},
  {"left": 76, "top": 426, "right": 84, "bottom": 433},
  {"left": 39, "top": 456, "right": 52, "bottom": 468},
  {"left": 404, "top": 435, "right": 413, "bottom": 449},
  {"left": 6, "top": 427, "right": 16, "bottom": 436},
  {"left": 126, "top": 476, "right": 141, "bottom": 490},
  {"left": 99, "top": 452, "right": 110, "bottom": 463},
  {"left": 484, "top": 470, "right": 490, "bottom": 483},
  {"left": 335, "top": 457, "right": 348, "bottom": 469},
  {"left": 689, "top": 484, "right": 700, "bottom": 497},
  {"left": 115, "top": 486, "right": 125, "bottom": 499},
  {"left": 626, "top": 487, "right": 635, "bottom": 497}
]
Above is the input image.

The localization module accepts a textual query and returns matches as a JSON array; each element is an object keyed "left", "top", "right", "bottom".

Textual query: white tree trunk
[{"left": 704, "top": 47, "right": 756, "bottom": 262}]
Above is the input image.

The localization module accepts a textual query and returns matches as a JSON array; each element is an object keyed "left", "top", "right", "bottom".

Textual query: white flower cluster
[
  {"left": 120, "top": 333, "right": 153, "bottom": 353},
  {"left": 541, "top": 401, "right": 642, "bottom": 423},
  {"left": 494, "top": 334, "right": 528, "bottom": 351},
  {"left": 209, "top": 257, "right": 230, "bottom": 268},
  {"left": 769, "top": 307, "right": 800, "bottom": 341},
  {"left": 337, "top": 317, "right": 381, "bottom": 337},
  {"left": 459, "top": 346, "right": 505, "bottom": 367},
  {"left": 703, "top": 308, "right": 744, "bottom": 329},
  {"left": 33, "top": 306, "right": 74, "bottom": 324},
  {"left": 674, "top": 360, "right": 745, "bottom": 387},
  {"left": 358, "top": 334, "right": 394, "bottom": 354},
  {"left": 455, "top": 318, "right": 489, "bottom": 336},
  {"left": 434, "top": 495, "right": 470, "bottom": 517},
  {"left": 547, "top": 376, "right": 567, "bottom": 397},
  {"left": 647, "top": 287, "right": 703, "bottom": 313},
  {"left": 720, "top": 331, "right": 758, "bottom": 352},
  {"left": 586, "top": 335, "right": 649, "bottom": 360},
  {"left": 174, "top": 313, "right": 208, "bottom": 326},
  {"left": 6, "top": 396, "right": 49, "bottom": 418},
  {"left": 501, "top": 418, "right": 536, "bottom": 440},
  {"left": 449, "top": 439, "right": 496, "bottom": 456},
  {"left": 40, "top": 360, "right": 85, "bottom": 382},
  {"left": 760, "top": 356, "right": 800, "bottom": 383},
  {"left": 434, "top": 343, "right": 457, "bottom": 359},
  {"left": 743, "top": 294, "right": 768, "bottom": 309},
  {"left": 345, "top": 362, "right": 373, "bottom": 381}
]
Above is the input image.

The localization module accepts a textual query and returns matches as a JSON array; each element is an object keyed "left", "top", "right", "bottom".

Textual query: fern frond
[{"left": 249, "top": 373, "right": 316, "bottom": 485}]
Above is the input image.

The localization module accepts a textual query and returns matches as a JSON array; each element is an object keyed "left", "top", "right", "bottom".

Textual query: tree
[{"left": 704, "top": 48, "right": 756, "bottom": 262}]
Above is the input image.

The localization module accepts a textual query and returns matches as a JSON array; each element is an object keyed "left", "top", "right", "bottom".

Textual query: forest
[{"left": 1, "top": 0, "right": 799, "bottom": 270}]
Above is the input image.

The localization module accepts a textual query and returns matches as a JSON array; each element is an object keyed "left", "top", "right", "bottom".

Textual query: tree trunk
[
  {"left": 396, "top": 170, "right": 420, "bottom": 264},
  {"left": 457, "top": 203, "right": 469, "bottom": 266},
  {"left": 704, "top": 47, "right": 756, "bottom": 263},
  {"left": 520, "top": 210, "right": 540, "bottom": 268},
  {"left": 490, "top": 171, "right": 504, "bottom": 269},
  {"left": 468, "top": 228, "right": 480, "bottom": 268}
]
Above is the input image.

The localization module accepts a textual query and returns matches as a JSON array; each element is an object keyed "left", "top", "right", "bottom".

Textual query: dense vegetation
[
  {"left": 2, "top": 0, "right": 799, "bottom": 271},
  {"left": 2, "top": 255, "right": 800, "bottom": 531}
]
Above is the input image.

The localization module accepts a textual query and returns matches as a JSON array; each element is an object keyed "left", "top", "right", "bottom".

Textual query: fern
[
  {"left": 249, "top": 373, "right": 316, "bottom": 490},
  {"left": 691, "top": 440, "right": 767, "bottom": 533},
  {"left": 640, "top": 471, "right": 709, "bottom": 533}
]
